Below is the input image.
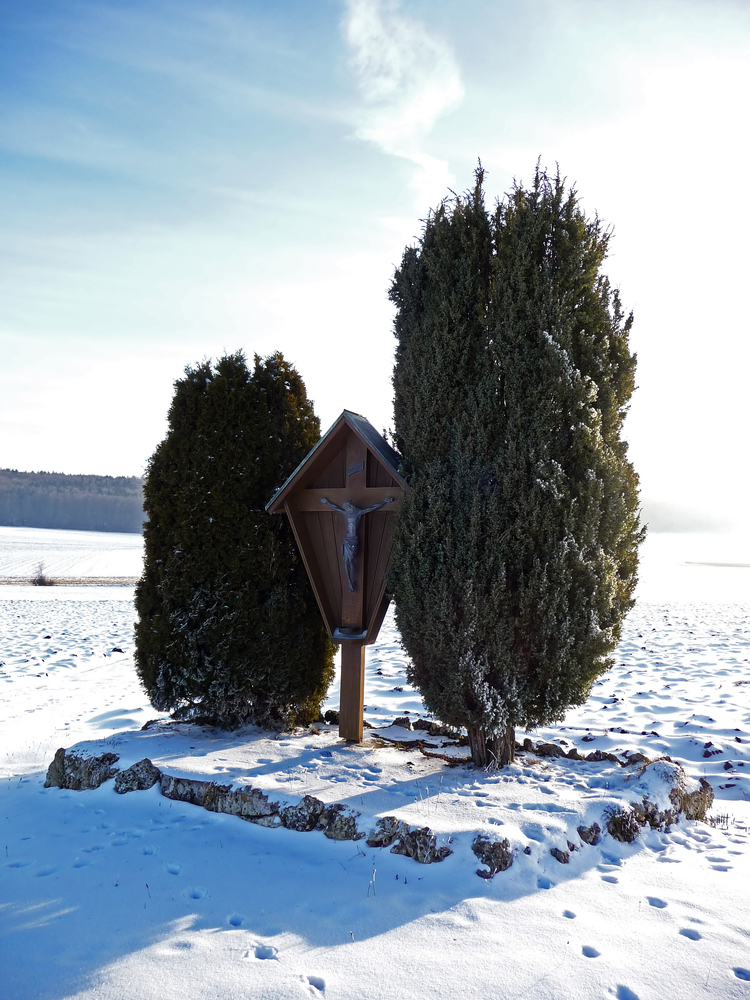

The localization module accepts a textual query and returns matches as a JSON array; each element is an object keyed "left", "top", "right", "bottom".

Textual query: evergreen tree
[
  {"left": 390, "top": 166, "right": 643, "bottom": 767},
  {"left": 135, "top": 351, "right": 335, "bottom": 728}
]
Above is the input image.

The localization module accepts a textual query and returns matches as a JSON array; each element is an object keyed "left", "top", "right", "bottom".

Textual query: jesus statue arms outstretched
[{"left": 319, "top": 496, "right": 394, "bottom": 592}]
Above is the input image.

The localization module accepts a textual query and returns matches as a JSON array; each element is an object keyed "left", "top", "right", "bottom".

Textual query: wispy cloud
[{"left": 343, "top": 0, "right": 464, "bottom": 208}]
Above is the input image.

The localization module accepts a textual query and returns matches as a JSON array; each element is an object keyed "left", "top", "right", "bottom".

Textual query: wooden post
[
  {"left": 338, "top": 436, "right": 367, "bottom": 741},
  {"left": 339, "top": 641, "right": 365, "bottom": 742}
]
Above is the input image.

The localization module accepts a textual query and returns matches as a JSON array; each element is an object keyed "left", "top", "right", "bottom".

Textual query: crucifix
[{"left": 266, "top": 411, "right": 407, "bottom": 742}]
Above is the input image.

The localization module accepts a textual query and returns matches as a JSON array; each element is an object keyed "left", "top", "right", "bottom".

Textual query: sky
[{"left": 1, "top": 0, "right": 749, "bottom": 531}]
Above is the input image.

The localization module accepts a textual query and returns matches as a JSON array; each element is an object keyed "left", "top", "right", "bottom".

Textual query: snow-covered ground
[
  {"left": 1, "top": 530, "right": 749, "bottom": 999},
  {"left": 0, "top": 526, "right": 143, "bottom": 582}
]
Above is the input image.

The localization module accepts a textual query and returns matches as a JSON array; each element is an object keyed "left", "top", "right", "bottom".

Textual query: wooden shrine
[{"left": 266, "top": 411, "right": 407, "bottom": 741}]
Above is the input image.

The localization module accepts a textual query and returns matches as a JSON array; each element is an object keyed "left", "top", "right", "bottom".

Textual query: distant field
[
  {"left": 1, "top": 524, "right": 750, "bottom": 600},
  {"left": 0, "top": 525, "right": 143, "bottom": 583}
]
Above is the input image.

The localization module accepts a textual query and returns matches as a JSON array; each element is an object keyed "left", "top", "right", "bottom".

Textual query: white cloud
[{"left": 344, "top": 0, "right": 464, "bottom": 208}]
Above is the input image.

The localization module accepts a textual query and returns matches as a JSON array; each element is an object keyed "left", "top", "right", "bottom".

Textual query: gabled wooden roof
[{"left": 266, "top": 410, "right": 405, "bottom": 513}]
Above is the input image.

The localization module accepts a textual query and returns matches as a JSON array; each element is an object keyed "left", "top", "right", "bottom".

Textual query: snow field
[{"left": 1, "top": 587, "right": 750, "bottom": 999}]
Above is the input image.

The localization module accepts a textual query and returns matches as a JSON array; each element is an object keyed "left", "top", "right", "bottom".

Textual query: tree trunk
[{"left": 467, "top": 722, "right": 515, "bottom": 768}]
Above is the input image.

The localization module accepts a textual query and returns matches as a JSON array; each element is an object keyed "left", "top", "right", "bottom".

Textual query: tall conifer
[
  {"left": 135, "top": 351, "right": 335, "bottom": 728},
  {"left": 390, "top": 167, "right": 643, "bottom": 766}
]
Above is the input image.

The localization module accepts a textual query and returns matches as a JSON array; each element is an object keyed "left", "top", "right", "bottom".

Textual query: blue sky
[{"left": 1, "top": 0, "right": 749, "bottom": 529}]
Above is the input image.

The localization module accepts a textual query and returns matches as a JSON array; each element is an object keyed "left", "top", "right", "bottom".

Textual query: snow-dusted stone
[
  {"left": 550, "top": 847, "right": 570, "bottom": 864},
  {"left": 390, "top": 826, "right": 452, "bottom": 864},
  {"left": 585, "top": 749, "right": 621, "bottom": 763},
  {"left": 316, "top": 803, "right": 364, "bottom": 841},
  {"left": 535, "top": 742, "right": 567, "bottom": 758},
  {"left": 366, "top": 815, "right": 410, "bottom": 848},
  {"left": 114, "top": 758, "right": 161, "bottom": 794},
  {"left": 472, "top": 834, "right": 513, "bottom": 878},
  {"left": 159, "top": 774, "right": 282, "bottom": 826},
  {"left": 391, "top": 716, "right": 413, "bottom": 731},
  {"left": 280, "top": 795, "right": 325, "bottom": 831},
  {"left": 624, "top": 758, "right": 715, "bottom": 830},
  {"left": 623, "top": 751, "right": 651, "bottom": 766},
  {"left": 577, "top": 822, "right": 602, "bottom": 845},
  {"left": 44, "top": 748, "right": 120, "bottom": 790},
  {"left": 159, "top": 773, "right": 212, "bottom": 807}
]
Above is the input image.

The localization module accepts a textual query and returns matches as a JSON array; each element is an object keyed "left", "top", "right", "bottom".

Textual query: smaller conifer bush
[{"left": 135, "top": 351, "right": 335, "bottom": 729}]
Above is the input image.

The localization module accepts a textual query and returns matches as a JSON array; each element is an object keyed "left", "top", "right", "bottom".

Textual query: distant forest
[{"left": 0, "top": 469, "right": 144, "bottom": 533}]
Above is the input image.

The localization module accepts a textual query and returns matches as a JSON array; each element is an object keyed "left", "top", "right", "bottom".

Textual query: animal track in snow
[
  {"left": 166, "top": 863, "right": 182, "bottom": 875},
  {"left": 5, "top": 859, "right": 34, "bottom": 868},
  {"left": 733, "top": 968, "right": 750, "bottom": 981},
  {"left": 563, "top": 910, "right": 576, "bottom": 919},
  {"left": 35, "top": 865, "right": 57, "bottom": 876},
  {"left": 615, "top": 987, "right": 641, "bottom": 1000},
  {"left": 679, "top": 928, "right": 702, "bottom": 941},
  {"left": 227, "top": 913, "right": 244, "bottom": 927},
  {"left": 183, "top": 886, "right": 207, "bottom": 900},
  {"left": 537, "top": 876, "right": 554, "bottom": 890},
  {"left": 581, "top": 946, "right": 600, "bottom": 958},
  {"left": 601, "top": 875, "right": 619, "bottom": 884},
  {"left": 253, "top": 944, "right": 278, "bottom": 960},
  {"left": 305, "top": 975, "right": 325, "bottom": 992},
  {"left": 647, "top": 897, "right": 667, "bottom": 908}
]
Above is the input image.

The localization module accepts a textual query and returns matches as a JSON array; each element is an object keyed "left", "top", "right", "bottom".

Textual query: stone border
[{"left": 43, "top": 747, "right": 714, "bottom": 877}]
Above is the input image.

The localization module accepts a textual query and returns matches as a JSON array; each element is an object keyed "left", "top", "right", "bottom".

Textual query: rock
[
  {"left": 44, "top": 748, "right": 120, "bottom": 790},
  {"left": 226, "top": 786, "right": 281, "bottom": 827},
  {"left": 323, "top": 710, "right": 340, "bottom": 725},
  {"left": 605, "top": 806, "right": 642, "bottom": 843},
  {"left": 536, "top": 742, "right": 566, "bottom": 758},
  {"left": 623, "top": 752, "right": 651, "bottom": 766},
  {"left": 160, "top": 774, "right": 213, "bottom": 807},
  {"left": 280, "top": 795, "right": 325, "bottom": 832},
  {"left": 158, "top": 775, "right": 282, "bottom": 826},
  {"left": 391, "top": 717, "right": 413, "bottom": 731},
  {"left": 317, "top": 803, "right": 364, "bottom": 841},
  {"left": 522, "top": 738, "right": 534, "bottom": 752},
  {"left": 366, "top": 815, "right": 410, "bottom": 848},
  {"left": 567, "top": 840, "right": 578, "bottom": 852},
  {"left": 472, "top": 834, "right": 513, "bottom": 878},
  {"left": 114, "top": 758, "right": 161, "bottom": 794},
  {"left": 390, "top": 826, "right": 451, "bottom": 864},
  {"left": 577, "top": 822, "right": 601, "bottom": 846},
  {"left": 585, "top": 749, "right": 620, "bottom": 763},
  {"left": 523, "top": 845, "right": 531, "bottom": 855},
  {"left": 566, "top": 747, "right": 584, "bottom": 760},
  {"left": 550, "top": 847, "right": 570, "bottom": 864}
]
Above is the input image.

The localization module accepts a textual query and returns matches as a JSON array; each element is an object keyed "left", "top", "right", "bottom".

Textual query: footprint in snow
[
  {"left": 582, "top": 946, "right": 600, "bottom": 958},
  {"left": 227, "top": 914, "right": 245, "bottom": 927},
  {"left": 72, "top": 858, "right": 92, "bottom": 868},
  {"left": 563, "top": 910, "right": 576, "bottom": 919},
  {"left": 183, "top": 886, "right": 207, "bottom": 900},
  {"left": 733, "top": 968, "right": 750, "bottom": 981},
  {"left": 253, "top": 945, "right": 278, "bottom": 960},
  {"left": 601, "top": 875, "right": 619, "bottom": 884},
  {"left": 305, "top": 975, "right": 325, "bottom": 993},
  {"left": 142, "top": 845, "right": 158, "bottom": 856},
  {"left": 679, "top": 928, "right": 702, "bottom": 941},
  {"left": 35, "top": 865, "right": 57, "bottom": 877},
  {"left": 646, "top": 897, "right": 667, "bottom": 908},
  {"left": 537, "top": 876, "right": 555, "bottom": 890},
  {"left": 615, "top": 987, "right": 641, "bottom": 1000},
  {"left": 5, "top": 859, "right": 34, "bottom": 868},
  {"left": 166, "top": 863, "right": 182, "bottom": 875}
]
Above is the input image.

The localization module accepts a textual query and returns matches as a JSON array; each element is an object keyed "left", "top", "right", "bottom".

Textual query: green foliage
[
  {"left": 134, "top": 351, "right": 335, "bottom": 729},
  {"left": 390, "top": 165, "right": 644, "bottom": 765}
]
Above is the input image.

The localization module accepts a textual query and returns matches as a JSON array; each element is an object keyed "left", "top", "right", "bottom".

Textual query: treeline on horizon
[{"left": 0, "top": 469, "right": 144, "bottom": 533}]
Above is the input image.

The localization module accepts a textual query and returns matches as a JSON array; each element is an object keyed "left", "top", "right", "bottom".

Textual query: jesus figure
[{"left": 319, "top": 496, "right": 394, "bottom": 592}]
